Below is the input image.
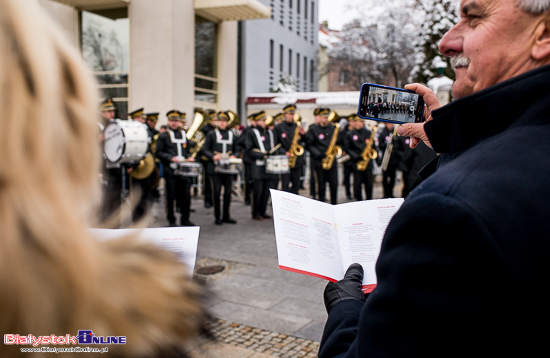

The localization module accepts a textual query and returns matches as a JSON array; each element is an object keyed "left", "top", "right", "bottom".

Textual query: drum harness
[
  {"left": 168, "top": 129, "right": 187, "bottom": 163},
  {"left": 252, "top": 129, "right": 277, "bottom": 166}
]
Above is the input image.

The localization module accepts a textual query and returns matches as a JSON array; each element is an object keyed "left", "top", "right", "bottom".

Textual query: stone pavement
[{"left": 146, "top": 173, "right": 403, "bottom": 357}]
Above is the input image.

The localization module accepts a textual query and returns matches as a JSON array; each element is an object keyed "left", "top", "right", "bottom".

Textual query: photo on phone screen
[{"left": 357, "top": 83, "right": 425, "bottom": 124}]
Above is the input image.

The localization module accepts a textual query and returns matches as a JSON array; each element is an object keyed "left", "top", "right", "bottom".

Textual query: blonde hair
[{"left": 0, "top": 1, "right": 203, "bottom": 357}]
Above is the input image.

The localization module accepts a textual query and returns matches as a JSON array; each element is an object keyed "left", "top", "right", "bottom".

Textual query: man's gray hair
[{"left": 517, "top": 0, "right": 550, "bottom": 14}]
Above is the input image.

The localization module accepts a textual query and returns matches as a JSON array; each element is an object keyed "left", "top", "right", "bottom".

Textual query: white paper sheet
[
  {"left": 271, "top": 189, "right": 403, "bottom": 291},
  {"left": 90, "top": 227, "right": 200, "bottom": 276}
]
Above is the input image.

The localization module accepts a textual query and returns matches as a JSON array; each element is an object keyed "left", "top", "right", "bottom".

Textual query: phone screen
[{"left": 357, "top": 83, "right": 425, "bottom": 124}]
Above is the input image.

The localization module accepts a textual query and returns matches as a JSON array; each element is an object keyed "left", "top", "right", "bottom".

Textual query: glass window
[
  {"left": 81, "top": 9, "right": 129, "bottom": 117},
  {"left": 289, "top": 49, "right": 292, "bottom": 75},
  {"left": 280, "top": 44, "right": 284, "bottom": 72},
  {"left": 270, "top": 40, "right": 274, "bottom": 69},
  {"left": 311, "top": 1, "right": 315, "bottom": 24},
  {"left": 195, "top": 16, "right": 218, "bottom": 105},
  {"left": 297, "top": 53, "right": 300, "bottom": 78}
]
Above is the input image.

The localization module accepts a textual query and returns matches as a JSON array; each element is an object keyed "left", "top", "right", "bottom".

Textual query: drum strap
[
  {"left": 252, "top": 129, "right": 274, "bottom": 153},
  {"left": 215, "top": 129, "right": 233, "bottom": 154},
  {"left": 168, "top": 129, "right": 187, "bottom": 159}
]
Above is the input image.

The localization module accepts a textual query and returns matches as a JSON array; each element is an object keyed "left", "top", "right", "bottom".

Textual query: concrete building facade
[
  {"left": 239, "top": 0, "right": 319, "bottom": 115},
  {"left": 39, "top": 0, "right": 270, "bottom": 126}
]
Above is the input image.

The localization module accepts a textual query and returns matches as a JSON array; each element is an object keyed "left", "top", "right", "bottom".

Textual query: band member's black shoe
[
  {"left": 181, "top": 220, "right": 196, "bottom": 226},
  {"left": 204, "top": 202, "right": 212, "bottom": 208},
  {"left": 222, "top": 218, "right": 237, "bottom": 224},
  {"left": 261, "top": 214, "right": 272, "bottom": 219},
  {"left": 252, "top": 215, "right": 264, "bottom": 221},
  {"left": 215, "top": 218, "right": 223, "bottom": 225},
  {"left": 190, "top": 209, "right": 196, "bottom": 213}
]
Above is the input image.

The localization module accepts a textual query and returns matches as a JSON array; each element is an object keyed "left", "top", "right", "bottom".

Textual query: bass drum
[{"left": 104, "top": 121, "right": 149, "bottom": 163}]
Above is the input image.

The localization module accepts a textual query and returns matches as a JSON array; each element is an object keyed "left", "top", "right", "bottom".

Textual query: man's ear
[{"left": 532, "top": 13, "right": 550, "bottom": 61}]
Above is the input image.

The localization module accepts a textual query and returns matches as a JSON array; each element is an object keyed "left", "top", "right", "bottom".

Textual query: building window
[
  {"left": 271, "top": 0, "right": 275, "bottom": 20},
  {"left": 290, "top": 0, "right": 293, "bottom": 8},
  {"left": 304, "top": 56, "right": 307, "bottom": 81},
  {"left": 297, "top": 53, "right": 300, "bottom": 78},
  {"left": 289, "top": 49, "right": 293, "bottom": 75},
  {"left": 270, "top": 40, "right": 274, "bottom": 69},
  {"left": 297, "top": 0, "right": 300, "bottom": 14},
  {"left": 311, "top": 1, "right": 315, "bottom": 24},
  {"left": 304, "top": 0, "right": 308, "bottom": 19},
  {"left": 310, "top": 59, "right": 314, "bottom": 85},
  {"left": 280, "top": 44, "right": 284, "bottom": 72},
  {"left": 280, "top": 0, "right": 284, "bottom": 26},
  {"left": 195, "top": 16, "right": 218, "bottom": 105},
  {"left": 81, "top": 9, "right": 129, "bottom": 117}
]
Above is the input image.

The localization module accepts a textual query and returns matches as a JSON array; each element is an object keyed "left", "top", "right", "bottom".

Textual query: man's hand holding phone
[{"left": 398, "top": 83, "right": 442, "bottom": 150}]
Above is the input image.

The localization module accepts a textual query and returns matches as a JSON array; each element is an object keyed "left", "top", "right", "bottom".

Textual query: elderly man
[{"left": 320, "top": 1, "right": 550, "bottom": 357}]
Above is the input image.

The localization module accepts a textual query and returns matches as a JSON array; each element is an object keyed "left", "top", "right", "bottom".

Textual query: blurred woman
[{"left": 0, "top": 1, "right": 204, "bottom": 357}]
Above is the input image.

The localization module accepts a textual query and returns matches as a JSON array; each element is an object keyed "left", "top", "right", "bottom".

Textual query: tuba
[{"left": 187, "top": 109, "right": 209, "bottom": 159}]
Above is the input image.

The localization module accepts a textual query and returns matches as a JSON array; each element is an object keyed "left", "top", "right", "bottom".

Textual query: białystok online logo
[{"left": 4, "top": 330, "right": 126, "bottom": 346}]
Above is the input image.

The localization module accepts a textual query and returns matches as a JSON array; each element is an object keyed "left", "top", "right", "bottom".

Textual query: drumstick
[{"left": 269, "top": 143, "right": 282, "bottom": 154}]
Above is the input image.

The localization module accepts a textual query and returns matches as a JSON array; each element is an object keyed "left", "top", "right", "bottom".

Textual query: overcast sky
[{"left": 318, "top": 0, "right": 355, "bottom": 30}]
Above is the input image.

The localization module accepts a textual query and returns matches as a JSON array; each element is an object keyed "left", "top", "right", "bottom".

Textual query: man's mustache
[{"left": 451, "top": 54, "right": 470, "bottom": 68}]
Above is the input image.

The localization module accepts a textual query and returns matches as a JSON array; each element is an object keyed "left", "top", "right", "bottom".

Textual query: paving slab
[
  {"left": 268, "top": 297, "right": 327, "bottom": 323},
  {"left": 209, "top": 301, "right": 312, "bottom": 335}
]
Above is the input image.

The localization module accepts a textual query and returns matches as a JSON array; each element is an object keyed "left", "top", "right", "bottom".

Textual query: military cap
[
  {"left": 129, "top": 108, "right": 144, "bottom": 119},
  {"left": 348, "top": 114, "right": 361, "bottom": 122},
  {"left": 250, "top": 111, "right": 267, "bottom": 122},
  {"left": 217, "top": 111, "right": 230, "bottom": 121},
  {"left": 283, "top": 104, "right": 297, "bottom": 113},
  {"left": 146, "top": 112, "right": 160, "bottom": 121},
  {"left": 166, "top": 110, "right": 180, "bottom": 120},
  {"left": 274, "top": 112, "right": 284, "bottom": 122},
  {"left": 100, "top": 98, "right": 116, "bottom": 112},
  {"left": 179, "top": 111, "right": 187, "bottom": 120},
  {"left": 314, "top": 108, "right": 331, "bottom": 116}
]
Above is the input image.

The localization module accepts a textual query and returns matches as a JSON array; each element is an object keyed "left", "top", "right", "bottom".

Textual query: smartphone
[{"left": 357, "top": 83, "right": 425, "bottom": 124}]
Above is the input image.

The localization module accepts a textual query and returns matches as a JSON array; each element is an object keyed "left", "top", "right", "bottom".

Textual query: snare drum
[
  {"left": 170, "top": 162, "right": 203, "bottom": 177},
  {"left": 215, "top": 157, "right": 243, "bottom": 174},
  {"left": 104, "top": 121, "right": 148, "bottom": 163},
  {"left": 266, "top": 155, "right": 290, "bottom": 174}
]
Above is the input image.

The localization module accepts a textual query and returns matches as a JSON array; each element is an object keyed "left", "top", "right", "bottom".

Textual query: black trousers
[
  {"left": 244, "top": 163, "right": 253, "bottom": 203},
  {"left": 343, "top": 164, "right": 353, "bottom": 197},
  {"left": 101, "top": 167, "right": 123, "bottom": 226},
  {"left": 203, "top": 168, "right": 213, "bottom": 205},
  {"left": 314, "top": 162, "right": 338, "bottom": 205},
  {"left": 165, "top": 174, "right": 191, "bottom": 224},
  {"left": 130, "top": 175, "right": 153, "bottom": 222},
  {"left": 252, "top": 178, "right": 277, "bottom": 217},
  {"left": 211, "top": 173, "right": 233, "bottom": 220},
  {"left": 353, "top": 166, "right": 373, "bottom": 201},
  {"left": 382, "top": 164, "right": 398, "bottom": 198},
  {"left": 281, "top": 166, "right": 302, "bottom": 194},
  {"left": 309, "top": 157, "right": 317, "bottom": 197}
]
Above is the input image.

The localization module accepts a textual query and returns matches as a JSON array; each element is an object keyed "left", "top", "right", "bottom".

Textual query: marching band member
[
  {"left": 305, "top": 108, "right": 339, "bottom": 205},
  {"left": 239, "top": 114, "right": 257, "bottom": 206},
  {"left": 378, "top": 122, "right": 401, "bottom": 198},
  {"left": 155, "top": 110, "right": 196, "bottom": 227},
  {"left": 200, "top": 110, "right": 217, "bottom": 208},
  {"left": 99, "top": 98, "right": 123, "bottom": 227},
  {"left": 202, "top": 111, "right": 241, "bottom": 225},
  {"left": 127, "top": 107, "right": 155, "bottom": 222},
  {"left": 274, "top": 104, "right": 305, "bottom": 194},
  {"left": 344, "top": 115, "right": 377, "bottom": 201},
  {"left": 245, "top": 111, "right": 281, "bottom": 220}
]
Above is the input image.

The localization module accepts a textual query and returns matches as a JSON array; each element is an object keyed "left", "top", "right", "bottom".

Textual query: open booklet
[
  {"left": 90, "top": 227, "right": 200, "bottom": 276},
  {"left": 270, "top": 189, "right": 403, "bottom": 293}
]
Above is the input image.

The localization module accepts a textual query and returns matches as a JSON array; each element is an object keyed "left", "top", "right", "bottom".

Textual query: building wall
[
  {"left": 129, "top": 0, "right": 195, "bottom": 126},
  {"left": 241, "top": 0, "right": 319, "bottom": 116},
  {"left": 39, "top": 0, "right": 78, "bottom": 46}
]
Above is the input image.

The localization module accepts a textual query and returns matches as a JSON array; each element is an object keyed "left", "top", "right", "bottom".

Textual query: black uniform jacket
[
  {"left": 155, "top": 129, "right": 191, "bottom": 179},
  {"left": 238, "top": 126, "right": 254, "bottom": 164},
  {"left": 343, "top": 128, "right": 375, "bottom": 170},
  {"left": 245, "top": 127, "right": 282, "bottom": 180},
  {"left": 319, "top": 65, "right": 550, "bottom": 358},
  {"left": 274, "top": 121, "right": 305, "bottom": 168},
  {"left": 305, "top": 123, "right": 338, "bottom": 163},
  {"left": 202, "top": 129, "right": 241, "bottom": 174}
]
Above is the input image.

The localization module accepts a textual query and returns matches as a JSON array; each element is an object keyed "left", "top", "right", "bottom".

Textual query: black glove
[{"left": 324, "top": 263, "right": 366, "bottom": 314}]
